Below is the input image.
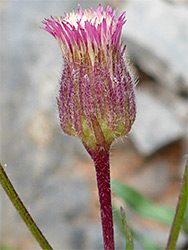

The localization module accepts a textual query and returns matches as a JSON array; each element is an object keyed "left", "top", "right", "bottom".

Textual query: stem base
[{"left": 87, "top": 147, "right": 115, "bottom": 250}]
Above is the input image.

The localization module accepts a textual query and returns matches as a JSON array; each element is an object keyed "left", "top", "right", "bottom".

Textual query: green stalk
[
  {"left": 120, "top": 206, "right": 134, "bottom": 250},
  {"left": 166, "top": 163, "right": 188, "bottom": 250},
  {"left": 0, "top": 163, "right": 53, "bottom": 250}
]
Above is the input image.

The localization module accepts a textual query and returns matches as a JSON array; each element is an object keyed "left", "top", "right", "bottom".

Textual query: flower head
[{"left": 42, "top": 4, "right": 136, "bottom": 151}]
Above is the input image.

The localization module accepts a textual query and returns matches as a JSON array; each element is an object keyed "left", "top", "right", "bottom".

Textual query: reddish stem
[{"left": 88, "top": 147, "right": 115, "bottom": 250}]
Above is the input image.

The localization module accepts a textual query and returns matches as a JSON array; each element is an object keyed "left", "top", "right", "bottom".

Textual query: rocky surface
[
  {"left": 121, "top": 0, "right": 188, "bottom": 93},
  {"left": 120, "top": 0, "right": 188, "bottom": 156},
  {"left": 130, "top": 86, "right": 186, "bottom": 156}
]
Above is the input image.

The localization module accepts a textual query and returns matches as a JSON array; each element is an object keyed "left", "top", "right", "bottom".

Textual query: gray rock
[
  {"left": 130, "top": 89, "right": 185, "bottom": 156},
  {"left": 121, "top": 0, "right": 188, "bottom": 93},
  {"left": 126, "top": 159, "right": 170, "bottom": 198}
]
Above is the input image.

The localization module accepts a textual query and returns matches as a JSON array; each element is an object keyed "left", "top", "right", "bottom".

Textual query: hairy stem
[
  {"left": 0, "top": 163, "right": 53, "bottom": 250},
  {"left": 88, "top": 147, "right": 115, "bottom": 250},
  {"left": 166, "top": 163, "right": 188, "bottom": 250}
]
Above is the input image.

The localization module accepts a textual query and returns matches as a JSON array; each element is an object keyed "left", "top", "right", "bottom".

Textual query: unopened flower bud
[{"left": 42, "top": 4, "right": 136, "bottom": 151}]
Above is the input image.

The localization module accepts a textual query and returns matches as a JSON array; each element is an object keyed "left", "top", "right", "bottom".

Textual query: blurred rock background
[{"left": 0, "top": 0, "right": 187, "bottom": 249}]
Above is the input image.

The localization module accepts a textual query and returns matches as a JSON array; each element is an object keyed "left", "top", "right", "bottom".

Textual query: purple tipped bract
[{"left": 42, "top": 4, "right": 136, "bottom": 150}]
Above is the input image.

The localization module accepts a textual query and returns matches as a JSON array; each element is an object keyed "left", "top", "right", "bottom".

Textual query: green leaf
[
  {"left": 0, "top": 246, "right": 19, "bottom": 250},
  {"left": 120, "top": 206, "right": 134, "bottom": 250},
  {"left": 113, "top": 207, "right": 161, "bottom": 250},
  {"left": 111, "top": 180, "right": 175, "bottom": 226}
]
